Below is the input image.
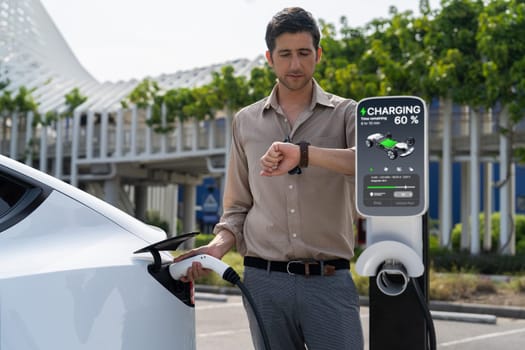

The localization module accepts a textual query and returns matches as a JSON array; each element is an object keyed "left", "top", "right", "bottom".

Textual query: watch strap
[{"left": 297, "top": 141, "right": 310, "bottom": 168}]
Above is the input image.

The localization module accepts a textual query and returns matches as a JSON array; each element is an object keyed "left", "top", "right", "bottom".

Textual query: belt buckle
[{"left": 286, "top": 260, "right": 318, "bottom": 276}]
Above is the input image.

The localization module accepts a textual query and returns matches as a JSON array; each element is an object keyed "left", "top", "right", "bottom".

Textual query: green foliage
[
  {"left": 0, "top": 89, "right": 14, "bottom": 112},
  {"left": 121, "top": 79, "right": 173, "bottom": 133},
  {"left": 426, "top": 0, "right": 485, "bottom": 104},
  {"left": 432, "top": 213, "right": 525, "bottom": 274},
  {"left": 30, "top": 87, "right": 87, "bottom": 127},
  {"left": 351, "top": 264, "right": 369, "bottom": 296},
  {"left": 12, "top": 86, "right": 39, "bottom": 113},
  {"left": 248, "top": 64, "right": 276, "bottom": 103},
  {"left": 477, "top": 0, "right": 525, "bottom": 157},
  {"left": 315, "top": 18, "right": 379, "bottom": 100},
  {"left": 428, "top": 233, "right": 450, "bottom": 255},
  {"left": 194, "top": 233, "right": 215, "bottom": 248},
  {"left": 122, "top": 65, "right": 262, "bottom": 133},
  {"left": 64, "top": 87, "right": 88, "bottom": 115},
  {"left": 432, "top": 252, "right": 525, "bottom": 274},
  {"left": 0, "top": 79, "right": 9, "bottom": 91},
  {"left": 121, "top": 79, "right": 161, "bottom": 109},
  {"left": 193, "top": 251, "right": 244, "bottom": 287},
  {"left": 210, "top": 65, "right": 251, "bottom": 113},
  {"left": 0, "top": 85, "right": 39, "bottom": 115},
  {"left": 450, "top": 213, "right": 525, "bottom": 254},
  {"left": 145, "top": 210, "right": 170, "bottom": 233},
  {"left": 0, "top": 78, "right": 88, "bottom": 128}
]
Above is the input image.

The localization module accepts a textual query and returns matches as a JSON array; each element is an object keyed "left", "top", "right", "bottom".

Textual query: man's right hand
[
  {"left": 173, "top": 230, "right": 235, "bottom": 282},
  {"left": 260, "top": 141, "right": 299, "bottom": 176}
]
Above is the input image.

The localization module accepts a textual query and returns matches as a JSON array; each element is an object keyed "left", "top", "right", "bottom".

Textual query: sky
[{"left": 40, "top": 0, "right": 436, "bottom": 83}]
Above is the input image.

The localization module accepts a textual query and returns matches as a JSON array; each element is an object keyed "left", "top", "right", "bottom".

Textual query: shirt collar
[{"left": 263, "top": 79, "right": 335, "bottom": 113}]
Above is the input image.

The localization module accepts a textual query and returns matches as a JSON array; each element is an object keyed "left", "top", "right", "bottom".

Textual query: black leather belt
[{"left": 244, "top": 256, "right": 350, "bottom": 276}]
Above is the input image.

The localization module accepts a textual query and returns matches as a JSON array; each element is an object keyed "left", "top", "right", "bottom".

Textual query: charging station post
[{"left": 354, "top": 96, "right": 434, "bottom": 349}]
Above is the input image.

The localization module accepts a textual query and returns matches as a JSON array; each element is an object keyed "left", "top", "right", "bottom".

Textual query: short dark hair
[{"left": 265, "top": 7, "right": 321, "bottom": 54}]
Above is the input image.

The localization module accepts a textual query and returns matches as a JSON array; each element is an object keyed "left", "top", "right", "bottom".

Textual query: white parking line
[
  {"left": 440, "top": 327, "right": 525, "bottom": 347},
  {"left": 198, "top": 329, "right": 251, "bottom": 338},
  {"left": 196, "top": 302, "right": 244, "bottom": 310},
  {"left": 197, "top": 319, "right": 371, "bottom": 339}
]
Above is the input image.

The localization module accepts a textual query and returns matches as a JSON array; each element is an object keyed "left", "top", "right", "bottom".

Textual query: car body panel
[
  {"left": 0, "top": 156, "right": 196, "bottom": 349},
  {"left": 1, "top": 264, "right": 196, "bottom": 349}
]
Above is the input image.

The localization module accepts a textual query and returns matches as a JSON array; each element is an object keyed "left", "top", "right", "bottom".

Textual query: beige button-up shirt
[{"left": 214, "top": 81, "right": 357, "bottom": 261}]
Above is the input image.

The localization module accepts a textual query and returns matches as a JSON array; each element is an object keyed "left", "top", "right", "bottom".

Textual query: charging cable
[
  {"left": 411, "top": 278, "right": 436, "bottom": 350},
  {"left": 170, "top": 255, "right": 272, "bottom": 350}
]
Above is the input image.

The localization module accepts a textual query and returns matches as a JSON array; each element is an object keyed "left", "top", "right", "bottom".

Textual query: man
[{"left": 177, "top": 7, "right": 364, "bottom": 350}]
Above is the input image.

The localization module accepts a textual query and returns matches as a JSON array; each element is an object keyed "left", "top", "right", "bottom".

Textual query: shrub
[
  {"left": 510, "top": 277, "right": 525, "bottom": 293},
  {"left": 451, "top": 213, "right": 525, "bottom": 253},
  {"left": 516, "top": 215, "right": 525, "bottom": 254},
  {"left": 351, "top": 265, "right": 369, "bottom": 296},
  {"left": 195, "top": 233, "right": 215, "bottom": 247},
  {"left": 194, "top": 251, "right": 244, "bottom": 287},
  {"left": 429, "top": 233, "right": 449, "bottom": 255},
  {"left": 431, "top": 252, "right": 525, "bottom": 274}
]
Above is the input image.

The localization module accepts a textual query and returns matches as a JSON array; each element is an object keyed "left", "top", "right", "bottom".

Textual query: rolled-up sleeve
[{"left": 212, "top": 115, "right": 252, "bottom": 255}]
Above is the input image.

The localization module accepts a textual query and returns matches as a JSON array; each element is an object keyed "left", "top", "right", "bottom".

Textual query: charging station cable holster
[{"left": 356, "top": 240, "right": 423, "bottom": 296}]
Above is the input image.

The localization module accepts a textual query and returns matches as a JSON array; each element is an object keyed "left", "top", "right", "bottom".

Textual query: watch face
[{"left": 355, "top": 96, "right": 428, "bottom": 217}]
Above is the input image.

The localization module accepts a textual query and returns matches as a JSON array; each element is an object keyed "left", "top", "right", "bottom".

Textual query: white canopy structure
[
  {"left": 0, "top": 0, "right": 264, "bottom": 237},
  {"left": 0, "top": 0, "right": 265, "bottom": 183}
]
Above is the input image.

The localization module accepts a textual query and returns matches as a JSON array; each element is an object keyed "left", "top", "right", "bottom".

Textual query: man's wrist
[{"left": 210, "top": 229, "right": 236, "bottom": 258}]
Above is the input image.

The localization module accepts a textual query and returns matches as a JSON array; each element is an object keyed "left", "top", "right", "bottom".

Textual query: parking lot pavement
[{"left": 196, "top": 294, "right": 525, "bottom": 350}]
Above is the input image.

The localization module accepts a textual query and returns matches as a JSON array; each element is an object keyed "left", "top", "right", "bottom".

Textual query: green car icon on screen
[{"left": 365, "top": 132, "right": 415, "bottom": 160}]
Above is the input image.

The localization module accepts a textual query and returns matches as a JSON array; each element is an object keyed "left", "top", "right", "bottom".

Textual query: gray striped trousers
[{"left": 242, "top": 266, "right": 364, "bottom": 350}]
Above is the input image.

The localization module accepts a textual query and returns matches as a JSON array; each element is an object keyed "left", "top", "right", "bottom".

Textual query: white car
[{"left": 0, "top": 155, "right": 196, "bottom": 349}]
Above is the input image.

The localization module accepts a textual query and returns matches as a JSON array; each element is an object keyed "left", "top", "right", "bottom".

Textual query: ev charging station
[{"left": 354, "top": 96, "right": 436, "bottom": 349}]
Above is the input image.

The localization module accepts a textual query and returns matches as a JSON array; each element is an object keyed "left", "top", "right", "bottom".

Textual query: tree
[
  {"left": 478, "top": 0, "right": 525, "bottom": 143},
  {"left": 364, "top": 7, "right": 433, "bottom": 99},
  {"left": 315, "top": 17, "right": 379, "bottom": 100},
  {"left": 425, "top": 0, "right": 485, "bottom": 104},
  {"left": 247, "top": 64, "right": 275, "bottom": 103},
  {"left": 210, "top": 66, "right": 250, "bottom": 113}
]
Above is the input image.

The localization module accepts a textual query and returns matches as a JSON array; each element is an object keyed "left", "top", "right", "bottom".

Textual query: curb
[
  {"left": 429, "top": 300, "right": 525, "bottom": 320},
  {"left": 195, "top": 285, "right": 525, "bottom": 320},
  {"left": 430, "top": 310, "right": 497, "bottom": 324}
]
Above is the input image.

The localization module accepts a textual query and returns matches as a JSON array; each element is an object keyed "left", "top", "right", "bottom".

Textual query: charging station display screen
[{"left": 355, "top": 96, "right": 428, "bottom": 216}]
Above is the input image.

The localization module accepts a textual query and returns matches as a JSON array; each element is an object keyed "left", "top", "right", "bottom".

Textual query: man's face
[{"left": 266, "top": 32, "right": 322, "bottom": 92}]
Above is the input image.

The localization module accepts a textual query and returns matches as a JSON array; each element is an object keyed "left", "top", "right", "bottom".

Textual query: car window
[
  {"left": 0, "top": 173, "right": 47, "bottom": 232},
  {"left": 0, "top": 176, "right": 28, "bottom": 217}
]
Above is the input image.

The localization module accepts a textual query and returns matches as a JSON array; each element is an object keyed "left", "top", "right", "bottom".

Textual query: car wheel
[
  {"left": 406, "top": 137, "right": 415, "bottom": 146},
  {"left": 387, "top": 150, "right": 398, "bottom": 160},
  {"left": 366, "top": 139, "right": 374, "bottom": 148}
]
